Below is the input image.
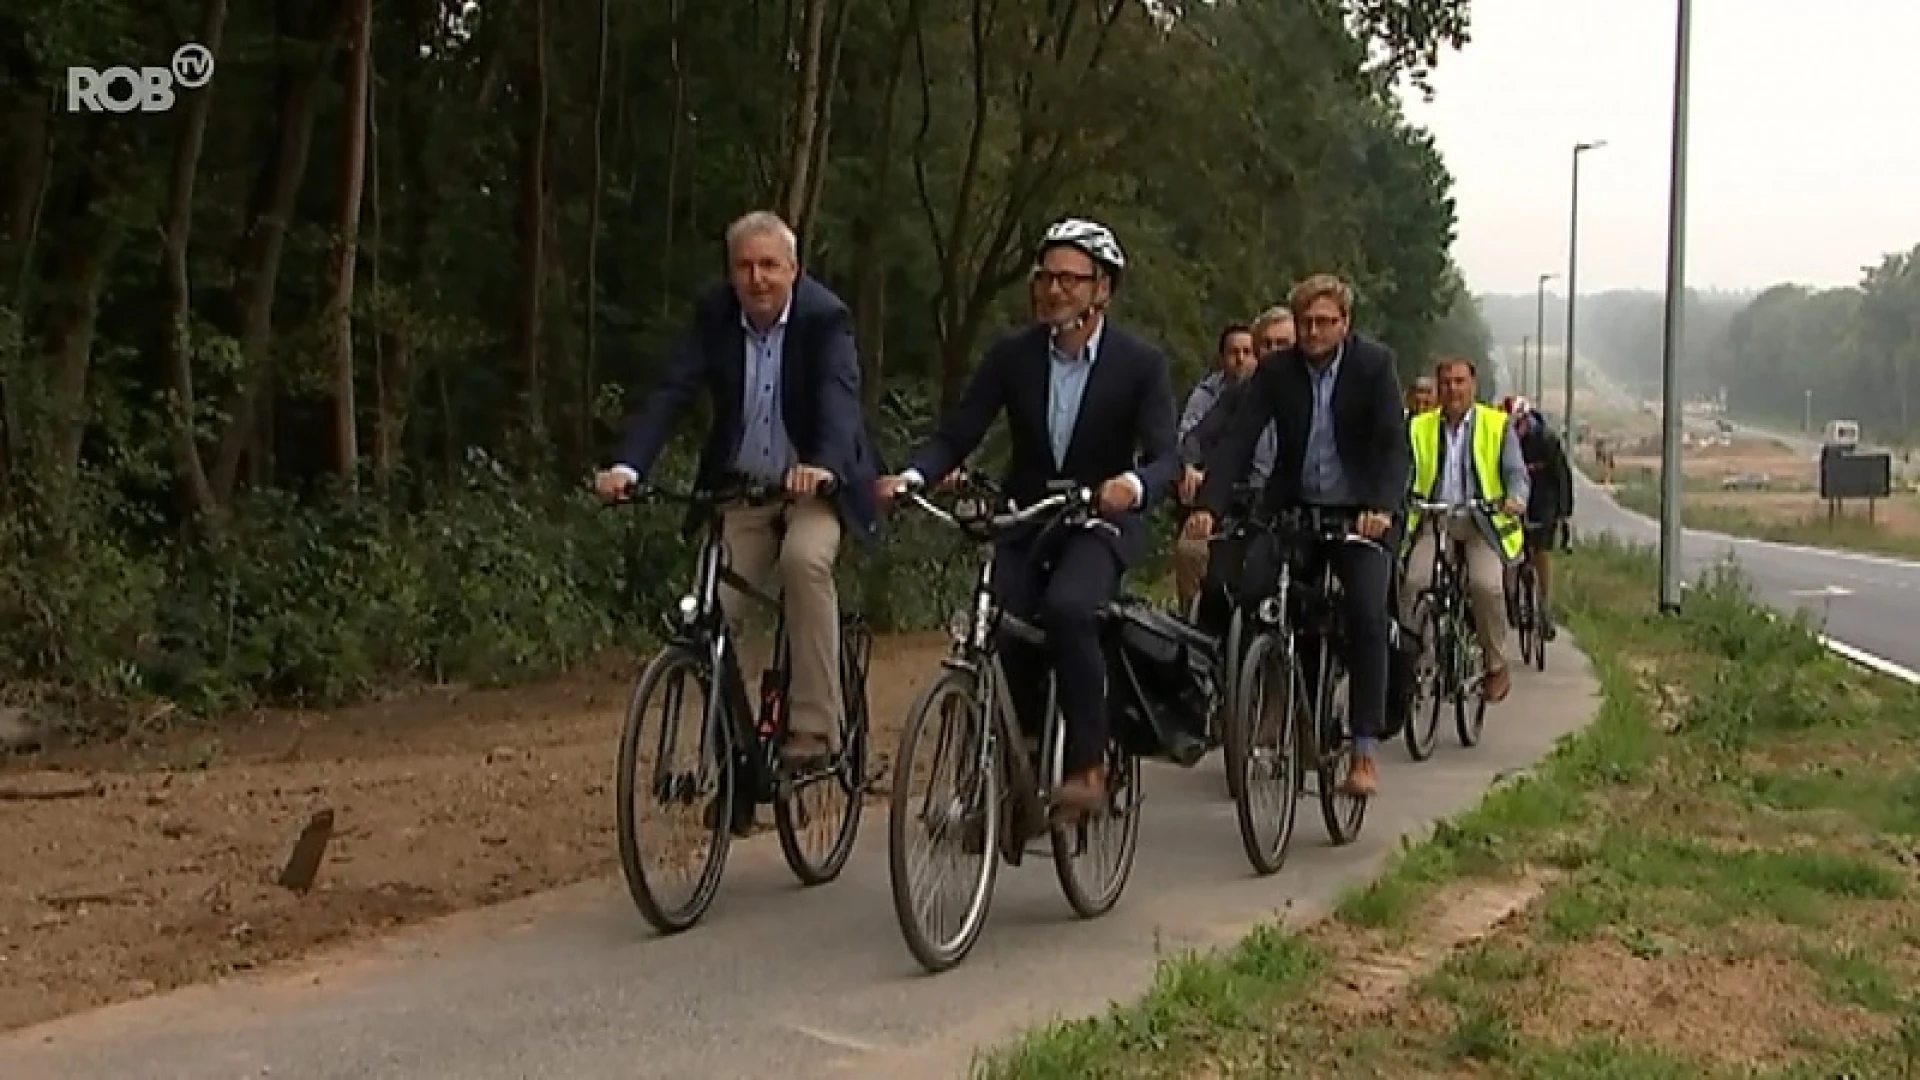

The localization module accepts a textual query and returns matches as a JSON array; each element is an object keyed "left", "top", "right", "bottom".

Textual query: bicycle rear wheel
[
  {"left": 1315, "top": 651, "right": 1368, "bottom": 845},
  {"left": 615, "top": 644, "right": 735, "bottom": 934},
  {"left": 887, "top": 667, "right": 1000, "bottom": 974},
  {"left": 1233, "top": 632, "right": 1303, "bottom": 876},
  {"left": 1403, "top": 596, "right": 1444, "bottom": 762},
  {"left": 1219, "top": 606, "right": 1249, "bottom": 801},
  {"left": 776, "top": 617, "right": 871, "bottom": 886},
  {"left": 1455, "top": 618, "right": 1489, "bottom": 747},
  {"left": 1052, "top": 735, "right": 1143, "bottom": 918},
  {"left": 1514, "top": 564, "right": 1540, "bottom": 669}
]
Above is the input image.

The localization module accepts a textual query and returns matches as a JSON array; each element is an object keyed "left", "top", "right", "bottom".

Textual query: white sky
[{"left": 1399, "top": 0, "right": 1920, "bottom": 294}]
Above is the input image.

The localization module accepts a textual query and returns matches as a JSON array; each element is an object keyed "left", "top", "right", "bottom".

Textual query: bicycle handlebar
[
  {"left": 607, "top": 473, "right": 838, "bottom": 509},
  {"left": 896, "top": 479, "right": 1118, "bottom": 540},
  {"left": 1408, "top": 496, "right": 1501, "bottom": 517}
]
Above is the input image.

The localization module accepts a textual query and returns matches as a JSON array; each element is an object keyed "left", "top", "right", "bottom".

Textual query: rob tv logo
[{"left": 67, "top": 43, "right": 214, "bottom": 113}]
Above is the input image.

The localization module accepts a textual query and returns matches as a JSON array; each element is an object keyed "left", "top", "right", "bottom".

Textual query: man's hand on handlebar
[
  {"left": 784, "top": 463, "right": 837, "bottom": 499},
  {"left": 1176, "top": 465, "right": 1203, "bottom": 505},
  {"left": 593, "top": 468, "right": 638, "bottom": 503},
  {"left": 1096, "top": 475, "right": 1138, "bottom": 516},
  {"left": 1355, "top": 510, "right": 1392, "bottom": 540}
]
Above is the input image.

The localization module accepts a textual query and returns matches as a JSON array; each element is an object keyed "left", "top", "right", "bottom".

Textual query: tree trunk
[
  {"left": 325, "top": 0, "right": 373, "bottom": 486},
  {"left": 780, "top": 0, "right": 831, "bottom": 247},
  {"left": 159, "top": 0, "right": 231, "bottom": 522},
  {"left": 582, "top": 0, "right": 610, "bottom": 460},
  {"left": 513, "top": 0, "right": 550, "bottom": 470},
  {"left": 209, "top": 2, "right": 346, "bottom": 502}
]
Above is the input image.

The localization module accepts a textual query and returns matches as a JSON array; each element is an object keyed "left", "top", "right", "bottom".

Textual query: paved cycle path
[{"left": 2, "top": 645, "right": 1600, "bottom": 1080}]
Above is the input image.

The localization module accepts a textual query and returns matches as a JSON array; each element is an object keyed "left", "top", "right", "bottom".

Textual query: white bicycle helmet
[{"left": 1037, "top": 217, "right": 1126, "bottom": 285}]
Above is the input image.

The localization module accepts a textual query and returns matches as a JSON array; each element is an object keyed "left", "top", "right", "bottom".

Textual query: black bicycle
[
  {"left": 1403, "top": 497, "right": 1497, "bottom": 760},
  {"left": 610, "top": 479, "right": 871, "bottom": 934},
  {"left": 1230, "top": 507, "right": 1388, "bottom": 875},
  {"left": 886, "top": 477, "right": 1145, "bottom": 974}
]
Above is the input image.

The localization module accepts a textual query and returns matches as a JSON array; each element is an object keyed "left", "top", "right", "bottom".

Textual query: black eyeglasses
[{"left": 1031, "top": 269, "right": 1098, "bottom": 289}]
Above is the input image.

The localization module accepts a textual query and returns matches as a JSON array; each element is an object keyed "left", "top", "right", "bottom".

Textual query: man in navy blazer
[
  {"left": 878, "top": 218, "right": 1178, "bottom": 818},
  {"left": 595, "top": 210, "right": 877, "bottom": 764}
]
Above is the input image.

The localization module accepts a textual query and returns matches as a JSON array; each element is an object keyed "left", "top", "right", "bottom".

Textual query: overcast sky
[{"left": 1399, "top": 0, "right": 1920, "bottom": 295}]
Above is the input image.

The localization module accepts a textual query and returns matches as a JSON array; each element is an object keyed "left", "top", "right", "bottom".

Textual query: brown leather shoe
[
  {"left": 1338, "top": 754, "right": 1378, "bottom": 798},
  {"left": 780, "top": 730, "right": 833, "bottom": 767},
  {"left": 1049, "top": 763, "right": 1109, "bottom": 825},
  {"left": 1484, "top": 665, "right": 1512, "bottom": 703}
]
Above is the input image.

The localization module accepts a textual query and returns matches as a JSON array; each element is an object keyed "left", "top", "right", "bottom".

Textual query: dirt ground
[{"left": 0, "top": 632, "right": 952, "bottom": 1033}]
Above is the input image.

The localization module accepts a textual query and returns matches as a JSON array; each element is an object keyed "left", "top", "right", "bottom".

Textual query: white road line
[{"left": 1819, "top": 636, "right": 1920, "bottom": 686}]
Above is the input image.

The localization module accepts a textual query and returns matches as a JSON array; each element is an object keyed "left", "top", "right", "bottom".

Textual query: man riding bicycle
[
  {"left": 1184, "top": 274, "right": 1410, "bottom": 798},
  {"left": 1401, "top": 360, "right": 1529, "bottom": 704},
  {"left": 593, "top": 210, "right": 879, "bottom": 766},
  {"left": 1172, "top": 321, "right": 1280, "bottom": 613},
  {"left": 876, "top": 217, "right": 1179, "bottom": 820},
  {"left": 1505, "top": 395, "right": 1573, "bottom": 639}
]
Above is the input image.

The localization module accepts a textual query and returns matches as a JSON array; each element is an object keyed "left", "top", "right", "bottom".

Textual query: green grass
[
  {"left": 1610, "top": 475, "right": 1920, "bottom": 560},
  {"left": 971, "top": 537, "right": 1920, "bottom": 1079}
]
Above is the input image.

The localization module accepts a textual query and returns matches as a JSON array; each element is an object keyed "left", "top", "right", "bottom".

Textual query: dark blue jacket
[{"left": 615, "top": 274, "right": 880, "bottom": 543}]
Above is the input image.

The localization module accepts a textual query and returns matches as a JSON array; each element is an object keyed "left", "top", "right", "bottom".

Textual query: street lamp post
[
  {"left": 1535, "top": 271, "right": 1558, "bottom": 404},
  {"left": 1804, "top": 388, "right": 1813, "bottom": 435},
  {"left": 1564, "top": 139, "right": 1606, "bottom": 439},
  {"left": 1521, "top": 335, "right": 1531, "bottom": 396},
  {"left": 1656, "top": 0, "right": 1693, "bottom": 614}
]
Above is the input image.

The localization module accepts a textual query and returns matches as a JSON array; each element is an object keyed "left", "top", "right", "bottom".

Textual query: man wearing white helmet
[{"left": 877, "top": 218, "right": 1179, "bottom": 819}]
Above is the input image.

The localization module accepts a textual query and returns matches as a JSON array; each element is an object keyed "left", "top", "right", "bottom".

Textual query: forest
[{"left": 1, "top": 0, "right": 1485, "bottom": 729}]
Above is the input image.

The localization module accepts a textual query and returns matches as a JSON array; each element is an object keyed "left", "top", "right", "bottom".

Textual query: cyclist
[
  {"left": 1507, "top": 395, "right": 1573, "bottom": 640},
  {"left": 1407, "top": 375, "right": 1437, "bottom": 417},
  {"left": 1184, "top": 274, "right": 1410, "bottom": 798},
  {"left": 593, "top": 210, "right": 880, "bottom": 766},
  {"left": 875, "top": 218, "right": 1179, "bottom": 820},
  {"left": 1401, "top": 359, "right": 1529, "bottom": 705},
  {"left": 1251, "top": 305, "right": 1296, "bottom": 357},
  {"left": 1172, "top": 322, "right": 1276, "bottom": 613}
]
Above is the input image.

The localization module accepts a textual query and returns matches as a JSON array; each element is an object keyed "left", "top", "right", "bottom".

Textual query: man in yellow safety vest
[{"left": 1401, "top": 356, "right": 1529, "bottom": 703}]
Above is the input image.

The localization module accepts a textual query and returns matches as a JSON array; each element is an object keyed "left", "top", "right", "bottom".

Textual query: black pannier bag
[{"left": 1102, "top": 599, "right": 1218, "bottom": 766}]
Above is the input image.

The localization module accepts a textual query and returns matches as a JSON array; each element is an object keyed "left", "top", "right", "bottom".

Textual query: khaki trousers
[
  {"left": 1173, "top": 531, "right": 1210, "bottom": 612},
  {"left": 718, "top": 499, "right": 844, "bottom": 744},
  {"left": 1401, "top": 514, "right": 1511, "bottom": 675}
]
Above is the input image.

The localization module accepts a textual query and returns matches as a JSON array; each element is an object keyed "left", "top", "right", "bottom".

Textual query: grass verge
[
  {"left": 972, "top": 536, "right": 1920, "bottom": 1078},
  {"left": 1611, "top": 475, "right": 1920, "bottom": 561}
]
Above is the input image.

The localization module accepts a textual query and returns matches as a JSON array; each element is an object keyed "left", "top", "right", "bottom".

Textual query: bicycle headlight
[
  {"left": 947, "top": 606, "right": 972, "bottom": 643},
  {"left": 953, "top": 496, "right": 983, "bottom": 522},
  {"left": 676, "top": 594, "right": 700, "bottom": 625},
  {"left": 1258, "top": 595, "right": 1285, "bottom": 625}
]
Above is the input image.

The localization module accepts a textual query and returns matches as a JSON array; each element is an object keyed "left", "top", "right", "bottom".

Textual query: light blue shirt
[
  {"left": 1047, "top": 320, "right": 1105, "bottom": 468},
  {"left": 1299, "top": 344, "right": 1357, "bottom": 504},
  {"left": 733, "top": 298, "right": 797, "bottom": 483}
]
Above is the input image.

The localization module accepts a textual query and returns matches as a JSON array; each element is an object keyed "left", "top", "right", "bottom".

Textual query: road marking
[
  {"left": 1819, "top": 637, "right": 1920, "bottom": 686},
  {"left": 1788, "top": 586, "right": 1853, "bottom": 598},
  {"left": 781, "top": 1021, "right": 887, "bottom": 1053}
]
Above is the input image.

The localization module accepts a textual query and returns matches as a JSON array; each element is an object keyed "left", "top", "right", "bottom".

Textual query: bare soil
[{"left": 0, "top": 632, "right": 951, "bottom": 1033}]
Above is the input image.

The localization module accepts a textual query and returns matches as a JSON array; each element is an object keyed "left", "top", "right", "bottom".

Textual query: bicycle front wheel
[
  {"left": 887, "top": 667, "right": 1000, "bottom": 974},
  {"left": 775, "top": 617, "right": 871, "bottom": 886},
  {"left": 615, "top": 644, "right": 735, "bottom": 935},
  {"left": 1233, "top": 632, "right": 1304, "bottom": 876}
]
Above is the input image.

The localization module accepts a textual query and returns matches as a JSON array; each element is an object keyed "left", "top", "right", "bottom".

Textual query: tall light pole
[
  {"left": 1521, "top": 335, "right": 1532, "bottom": 396},
  {"left": 1564, "top": 139, "right": 1606, "bottom": 439},
  {"left": 1656, "top": 0, "right": 1692, "bottom": 614},
  {"left": 1535, "top": 271, "right": 1558, "bottom": 404}
]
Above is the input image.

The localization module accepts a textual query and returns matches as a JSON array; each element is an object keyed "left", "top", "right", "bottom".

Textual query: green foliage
[{"left": 0, "top": 0, "right": 1473, "bottom": 730}]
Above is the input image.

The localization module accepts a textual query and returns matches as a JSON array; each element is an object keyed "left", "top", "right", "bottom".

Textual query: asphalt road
[
  {"left": 1574, "top": 469, "right": 1920, "bottom": 676},
  {"left": 2, "top": 646, "right": 1602, "bottom": 1080}
]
